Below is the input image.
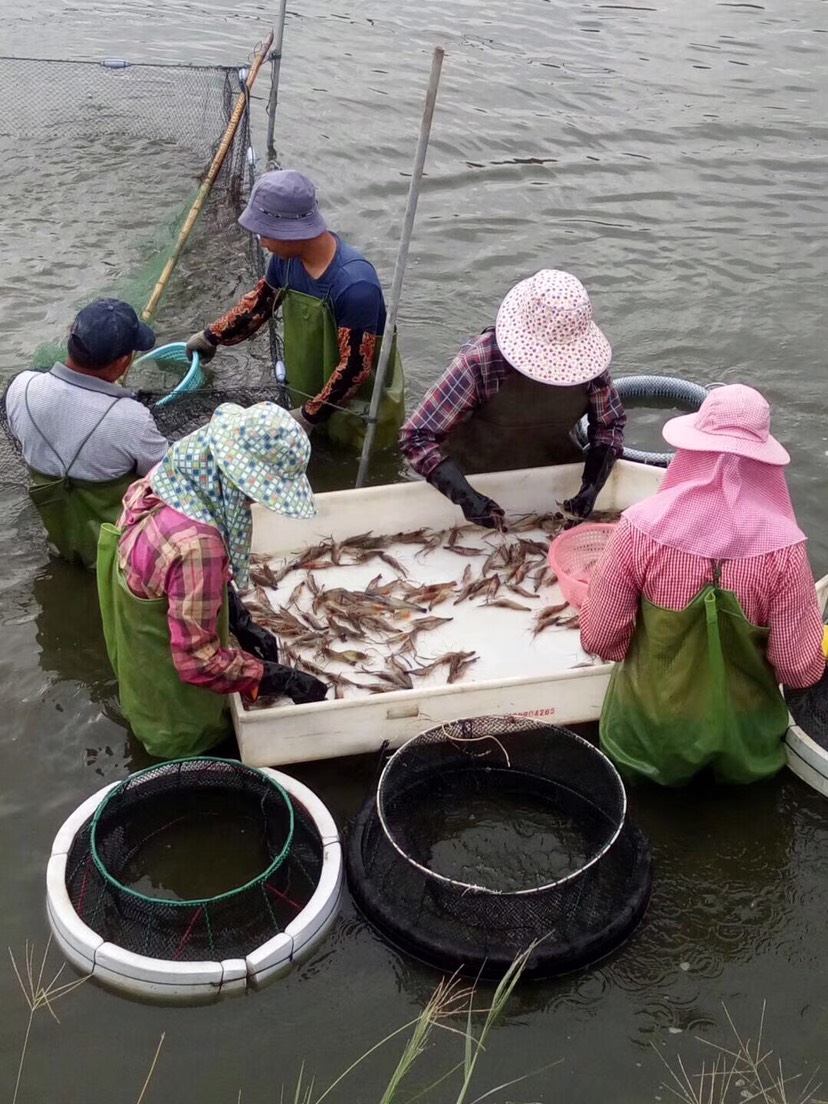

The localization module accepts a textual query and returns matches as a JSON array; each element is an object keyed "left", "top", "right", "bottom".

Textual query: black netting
[
  {"left": 65, "top": 759, "right": 324, "bottom": 962},
  {"left": 0, "top": 53, "right": 286, "bottom": 489},
  {"left": 135, "top": 386, "right": 290, "bottom": 441},
  {"left": 346, "top": 717, "right": 652, "bottom": 979},
  {"left": 786, "top": 668, "right": 828, "bottom": 750}
]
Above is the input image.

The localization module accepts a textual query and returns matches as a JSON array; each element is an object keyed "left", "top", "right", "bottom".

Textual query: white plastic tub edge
[
  {"left": 235, "top": 665, "right": 613, "bottom": 768},
  {"left": 291, "top": 882, "right": 344, "bottom": 970},
  {"left": 91, "top": 953, "right": 223, "bottom": 1003},
  {"left": 285, "top": 841, "right": 343, "bottom": 957},
  {"left": 783, "top": 574, "right": 828, "bottom": 795},
  {"left": 219, "top": 958, "right": 249, "bottom": 997},
  {"left": 47, "top": 765, "right": 343, "bottom": 1000},
  {"left": 51, "top": 782, "right": 119, "bottom": 857},
  {"left": 95, "top": 942, "right": 224, "bottom": 987},
  {"left": 785, "top": 724, "right": 828, "bottom": 796},
  {"left": 245, "top": 932, "right": 294, "bottom": 987},
  {"left": 46, "top": 853, "right": 103, "bottom": 964},
  {"left": 46, "top": 895, "right": 96, "bottom": 977},
  {"left": 260, "top": 769, "right": 340, "bottom": 843}
]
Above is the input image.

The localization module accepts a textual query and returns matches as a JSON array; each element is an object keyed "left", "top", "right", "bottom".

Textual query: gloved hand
[
  {"left": 562, "top": 443, "right": 618, "bottom": 524},
  {"left": 258, "top": 662, "right": 328, "bottom": 704},
  {"left": 426, "top": 458, "right": 505, "bottom": 530},
  {"left": 228, "top": 586, "right": 280, "bottom": 663},
  {"left": 186, "top": 329, "right": 218, "bottom": 366},
  {"left": 290, "top": 406, "right": 315, "bottom": 434}
]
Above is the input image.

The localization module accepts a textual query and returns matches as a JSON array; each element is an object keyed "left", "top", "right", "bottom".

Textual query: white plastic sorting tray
[{"left": 232, "top": 460, "right": 665, "bottom": 768}]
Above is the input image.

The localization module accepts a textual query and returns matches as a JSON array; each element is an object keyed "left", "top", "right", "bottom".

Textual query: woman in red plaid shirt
[
  {"left": 581, "top": 384, "right": 825, "bottom": 787},
  {"left": 97, "top": 403, "right": 328, "bottom": 759}
]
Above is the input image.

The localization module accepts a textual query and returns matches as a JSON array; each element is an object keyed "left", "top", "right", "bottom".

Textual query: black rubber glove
[
  {"left": 228, "top": 586, "right": 280, "bottom": 663},
  {"left": 186, "top": 329, "right": 218, "bottom": 365},
  {"left": 258, "top": 662, "right": 328, "bottom": 704},
  {"left": 562, "top": 443, "right": 618, "bottom": 524},
  {"left": 426, "top": 458, "right": 505, "bottom": 530}
]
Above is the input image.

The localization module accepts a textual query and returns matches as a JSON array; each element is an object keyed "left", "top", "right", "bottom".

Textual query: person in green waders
[
  {"left": 97, "top": 402, "right": 328, "bottom": 760},
  {"left": 186, "top": 169, "right": 404, "bottom": 452},
  {"left": 4, "top": 298, "right": 168, "bottom": 569},
  {"left": 399, "top": 270, "right": 626, "bottom": 528},
  {"left": 580, "top": 384, "right": 826, "bottom": 786}
]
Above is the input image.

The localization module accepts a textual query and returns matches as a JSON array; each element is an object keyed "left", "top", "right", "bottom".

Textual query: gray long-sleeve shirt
[{"left": 5, "top": 363, "right": 168, "bottom": 480}]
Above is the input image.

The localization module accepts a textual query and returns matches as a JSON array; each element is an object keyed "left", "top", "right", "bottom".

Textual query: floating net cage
[
  {"left": 50, "top": 758, "right": 341, "bottom": 992},
  {"left": 346, "top": 717, "right": 653, "bottom": 979},
  {"left": 65, "top": 760, "right": 321, "bottom": 960},
  {"left": 0, "top": 52, "right": 287, "bottom": 488}
]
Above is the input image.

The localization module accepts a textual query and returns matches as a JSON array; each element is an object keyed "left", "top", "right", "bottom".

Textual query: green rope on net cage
[{"left": 88, "top": 757, "right": 296, "bottom": 910}]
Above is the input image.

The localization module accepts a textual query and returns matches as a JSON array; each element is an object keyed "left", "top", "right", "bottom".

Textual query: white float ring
[{"left": 46, "top": 765, "right": 342, "bottom": 1003}]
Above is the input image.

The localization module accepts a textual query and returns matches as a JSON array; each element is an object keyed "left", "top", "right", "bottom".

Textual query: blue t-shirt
[{"left": 266, "top": 235, "right": 386, "bottom": 335}]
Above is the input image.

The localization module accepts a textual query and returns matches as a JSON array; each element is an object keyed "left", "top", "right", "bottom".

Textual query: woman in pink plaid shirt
[
  {"left": 581, "top": 384, "right": 825, "bottom": 787},
  {"left": 97, "top": 403, "right": 328, "bottom": 760}
]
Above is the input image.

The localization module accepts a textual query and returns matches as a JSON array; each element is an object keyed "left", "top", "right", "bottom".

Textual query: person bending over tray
[
  {"left": 97, "top": 402, "right": 327, "bottom": 760},
  {"left": 399, "top": 269, "right": 626, "bottom": 528}
]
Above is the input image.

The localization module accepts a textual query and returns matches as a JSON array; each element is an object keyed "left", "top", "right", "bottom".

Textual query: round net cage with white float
[
  {"left": 46, "top": 758, "right": 342, "bottom": 1002},
  {"left": 346, "top": 716, "right": 652, "bottom": 979}
]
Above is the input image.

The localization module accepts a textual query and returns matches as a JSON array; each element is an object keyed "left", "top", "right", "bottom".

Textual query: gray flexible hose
[{"left": 574, "top": 375, "right": 709, "bottom": 467}]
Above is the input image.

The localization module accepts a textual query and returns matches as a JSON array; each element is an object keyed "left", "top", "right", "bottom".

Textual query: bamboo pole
[
  {"left": 266, "top": 0, "right": 288, "bottom": 164},
  {"left": 135, "top": 31, "right": 274, "bottom": 335},
  {"left": 355, "top": 46, "right": 444, "bottom": 489}
]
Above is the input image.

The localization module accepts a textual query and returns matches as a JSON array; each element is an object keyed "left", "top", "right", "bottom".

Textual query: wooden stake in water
[
  {"left": 266, "top": 0, "right": 289, "bottom": 165},
  {"left": 355, "top": 46, "right": 445, "bottom": 489},
  {"left": 135, "top": 31, "right": 274, "bottom": 333}
]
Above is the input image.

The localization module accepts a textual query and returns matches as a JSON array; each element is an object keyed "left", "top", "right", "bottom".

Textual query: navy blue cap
[{"left": 68, "top": 298, "right": 156, "bottom": 367}]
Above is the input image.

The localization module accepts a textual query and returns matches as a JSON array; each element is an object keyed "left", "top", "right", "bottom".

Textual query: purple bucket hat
[
  {"left": 238, "top": 170, "right": 328, "bottom": 242},
  {"left": 495, "top": 269, "right": 612, "bottom": 386}
]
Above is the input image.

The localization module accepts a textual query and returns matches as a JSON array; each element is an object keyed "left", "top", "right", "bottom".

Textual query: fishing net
[
  {"left": 0, "top": 53, "right": 287, "bottom": 487},
  {"left": 63, "top": 758, "right": 324, "bottom": 961},
  {"left": 786, "top": 664, "right": 828, "bottom": 750},
  {"left": 346, "top": 716, "right": 652, "bottom": 978}
]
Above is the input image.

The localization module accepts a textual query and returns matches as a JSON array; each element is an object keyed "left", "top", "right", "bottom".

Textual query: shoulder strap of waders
[
  {"left": 24, "top": 376, "right": 124, "bottom": 479},
  {"left": 284, "top": 257, "right": 335, "bottom": 309}
]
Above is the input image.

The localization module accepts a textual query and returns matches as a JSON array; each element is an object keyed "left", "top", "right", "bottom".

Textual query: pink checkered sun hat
[
  {"left": 662, "top": 383, "right": 790, "bottom": 466},
  {"left": 494, "top": 269, "right": 612, "bottom": 386}
]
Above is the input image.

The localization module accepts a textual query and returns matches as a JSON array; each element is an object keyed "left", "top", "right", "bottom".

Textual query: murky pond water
[{"left": 1, "top": 0, "right": 827, "bottom": 1099}]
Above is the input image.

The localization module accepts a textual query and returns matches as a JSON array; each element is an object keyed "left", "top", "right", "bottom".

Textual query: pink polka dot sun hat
[{"left": 495, "top": 269, "right": 612, "bottom": 386}]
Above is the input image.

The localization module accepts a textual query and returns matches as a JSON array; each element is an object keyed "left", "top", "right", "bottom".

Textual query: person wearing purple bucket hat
[
  {"left": 399, "top": 269, "right": 626, "bottom": 528},
  {"left": 187, "top": 169, "right": 405, "bottom": 453}
]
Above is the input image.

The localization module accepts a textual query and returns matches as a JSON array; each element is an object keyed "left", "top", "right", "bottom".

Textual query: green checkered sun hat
[{"left": 209, "top": 403, "right": 316, "bottom": 519}]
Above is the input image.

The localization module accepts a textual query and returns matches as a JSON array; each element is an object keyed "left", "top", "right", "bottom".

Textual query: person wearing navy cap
[
  {"left": 5, "top": 298, "right": 169, "bottom": 568},
  {"left": 187, "top": 169, "right": 405, "bottom": 453}
]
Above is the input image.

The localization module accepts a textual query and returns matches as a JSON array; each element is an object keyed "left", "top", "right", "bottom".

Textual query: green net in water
[
  {"left": 0, "top": 54, "right": 272, "bottom": 375},
  {"left": 0, "top": 53, "right": 288, "bottom": 485},
  {"left": 65, "top": 758, "right": 325, "bottom": 961}
]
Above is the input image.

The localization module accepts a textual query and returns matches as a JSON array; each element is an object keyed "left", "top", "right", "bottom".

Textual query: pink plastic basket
[{"left": 548, "top": 523, "right": 617, "bottom": 610}]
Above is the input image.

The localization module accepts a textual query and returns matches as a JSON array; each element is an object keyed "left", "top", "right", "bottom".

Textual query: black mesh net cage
[
  {"left": 65, "top": 758, "right": 324, "bottom": 962},
  {"left": 0, "top": 53, "right": 289, "bottom": 490},
  {"left": 346, "top": 717, "right": 653, "bottom": 979},
  {"left": 785, "top": 665, "right": 828, "bottom": 751}
]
